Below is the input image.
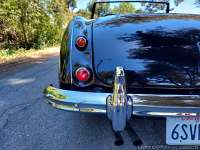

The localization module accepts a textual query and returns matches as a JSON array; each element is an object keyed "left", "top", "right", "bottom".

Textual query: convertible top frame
[{"left": 91, "top": 0, "right": 170, "bottom": 19}]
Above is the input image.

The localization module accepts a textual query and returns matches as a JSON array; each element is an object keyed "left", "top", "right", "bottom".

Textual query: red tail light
[
  {"left": 75, "top": 67, "right": 90, "bottom": 82},
  {"left": 76, "top": 37, "right": 87, "bottom": 49}
]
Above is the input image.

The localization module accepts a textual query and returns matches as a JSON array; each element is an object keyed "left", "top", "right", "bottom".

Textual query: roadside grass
[{"left": 0, "top": 47, "right": 59, "bottom": 64}]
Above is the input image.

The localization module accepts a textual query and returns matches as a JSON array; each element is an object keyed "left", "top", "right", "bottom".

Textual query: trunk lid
[{"left": 92, "top": 14, "right": 200, "bottom": 88}]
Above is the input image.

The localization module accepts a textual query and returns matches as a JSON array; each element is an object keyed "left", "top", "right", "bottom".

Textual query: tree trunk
[
  {"left": 20, "top": 19, "right": 28, "bottom": 49},
  {"left": 18, "top": 0, "right": 29, "bottom": 49}
]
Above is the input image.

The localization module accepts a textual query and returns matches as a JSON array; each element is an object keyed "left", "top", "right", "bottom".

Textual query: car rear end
[{"left": 44, "top": 11, "right": 200, "bottom": 145}]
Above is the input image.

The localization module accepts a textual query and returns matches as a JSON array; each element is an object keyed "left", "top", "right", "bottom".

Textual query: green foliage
[
  {"left": 0, "top": 0, "right": 75, "bottom": 50},
  {"left": 0, "top": 49, "right": 16, "bottom": 57},
  {"left": 112, "top": 3, "right": 136, "bottom": 14},
  {"left": 87, "top": 0, "right": 110, "bottom": 18},
  {"left": 76, "top": 9, "right": 91, "bottom": 19}
]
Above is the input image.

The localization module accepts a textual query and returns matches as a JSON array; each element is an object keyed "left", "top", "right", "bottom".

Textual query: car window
[
  {"left": 169, "top": 0, "right": 200, "bottom": 14},
  {"left": 92, "top": 0, "right": 200, "bottom": 19},
  {"left": 93, "top": 1, "right": 168, "bottom": 18}
]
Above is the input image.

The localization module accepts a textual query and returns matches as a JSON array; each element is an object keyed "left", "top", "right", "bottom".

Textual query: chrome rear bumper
[{"left": 44, "top": 67, "right": 200, "bottom": 131}]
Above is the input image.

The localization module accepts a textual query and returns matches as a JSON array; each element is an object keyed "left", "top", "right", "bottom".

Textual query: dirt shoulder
[{"left": 0, "top": 47, "right": 59, "bottom": 72}]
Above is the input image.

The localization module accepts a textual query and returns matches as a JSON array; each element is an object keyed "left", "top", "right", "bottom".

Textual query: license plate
[{"left": 166, "top": 116, "right": 200, "bottom": 145}]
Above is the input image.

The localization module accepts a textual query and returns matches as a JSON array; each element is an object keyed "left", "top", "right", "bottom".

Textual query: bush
[{"left": 0, "top": 0, "right": 73, "bottom": 50}]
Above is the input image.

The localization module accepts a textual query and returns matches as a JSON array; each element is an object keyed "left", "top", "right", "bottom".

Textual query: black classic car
[{"left": 44, "top": 0, "right": 200, "bottom": 145}]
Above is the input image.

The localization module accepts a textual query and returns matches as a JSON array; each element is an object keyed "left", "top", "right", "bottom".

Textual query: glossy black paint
[
  {"left": 93, "top": 14, "right": 200, "bottom": 88},
  {"left": 60, "top": 14, "right": 200, "bottom": 93}
]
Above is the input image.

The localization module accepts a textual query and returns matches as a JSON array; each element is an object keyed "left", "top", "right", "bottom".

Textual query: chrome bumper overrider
[{"left": 44, "top": 67, "right": 200, "bottom": 131}]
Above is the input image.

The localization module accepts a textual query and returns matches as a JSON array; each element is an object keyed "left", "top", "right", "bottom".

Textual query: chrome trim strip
[{"left": 69, "top": 22, "right": 74, "bottom": 84}]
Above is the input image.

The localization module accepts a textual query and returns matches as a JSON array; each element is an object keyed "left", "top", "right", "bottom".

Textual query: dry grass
[{"left": 0, "top": 47, "right": 59, "bottom": 64}]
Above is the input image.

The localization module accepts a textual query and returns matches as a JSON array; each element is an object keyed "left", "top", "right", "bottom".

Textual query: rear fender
[{"left": 60, "top": 17, "right": 94, "bottom": 88}]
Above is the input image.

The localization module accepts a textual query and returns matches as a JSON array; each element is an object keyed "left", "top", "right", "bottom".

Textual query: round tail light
[
  {"left": 75, "top": 67, "right": 90, "bottom": 82},
  {"left": 76, "top": 36, "right": 87, "bottom": 50}
]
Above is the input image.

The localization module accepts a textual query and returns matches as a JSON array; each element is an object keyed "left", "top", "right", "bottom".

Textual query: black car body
[{"left": 44, "top": 0, "right": 200, "bottom": 144}]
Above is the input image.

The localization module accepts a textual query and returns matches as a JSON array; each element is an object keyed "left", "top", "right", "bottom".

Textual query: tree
[
  {"left": 76, "top": 9, "right": 91, "bottom": 19},
  {"left": 141, "top": 1, "right": 168, "bottom": 13},
  {"left": 66, "top": 0, "right": 77, "bottom": 10},
  {"left": 174, "top": 0, "right": 184, "bottom": 6},
  {"left": 87, "top": 0, "right": 110, "bottom": 17},
  {"left": 0, "top": 0, "right": 71, "bottom": 50},
  {"left": 112, "top": 3, "right": 136, "bottom": 14},
  {"left": 141, "top": 0, "right": 186, "bottom": 13}
]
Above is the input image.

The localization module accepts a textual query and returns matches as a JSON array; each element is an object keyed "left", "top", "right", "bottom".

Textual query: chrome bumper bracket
[{"left": 107, "top": 66, "right": 133, "bottom": 131}]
